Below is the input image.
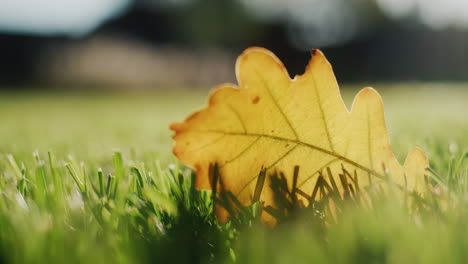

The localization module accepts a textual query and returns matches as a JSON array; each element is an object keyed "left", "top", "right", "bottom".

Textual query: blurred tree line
[{"left": 1, "top": 0, "right": 468, "bottom": 87}]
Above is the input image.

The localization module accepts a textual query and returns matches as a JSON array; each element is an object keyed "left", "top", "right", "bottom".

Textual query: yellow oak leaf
[{"left": 170, "top": 47, "right": 428, "bottom": 223}]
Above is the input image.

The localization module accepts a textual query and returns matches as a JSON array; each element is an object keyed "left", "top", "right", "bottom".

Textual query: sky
[
  {"left": 377, "top": 0, "right": 468, "bottom": 29},
  {"left": 241, "top": 0, "right": 468, "bottom": 48},
  {"left": 0, "top": 0, "right": 130, "bottom": 36},
  {"left": 1, "top": 0, "right": 468, "bottom": 39}
]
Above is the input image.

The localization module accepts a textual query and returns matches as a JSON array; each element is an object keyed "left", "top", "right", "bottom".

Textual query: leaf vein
[
  {"left": 188, "top": 134, "right": 225, "bottom": 153},
  {"left": 227, "top": 104, "right": 247, "bottom": 133},
  {"left": 367, "top": 107, "right": 374, "bottom": 169},
  {"left": 197, "top": 130, "right": 386, "bottom": 180},
  {"left": 221, "top": 136, "right": 261, "bottom": 168},
  {"left": 255, "top": 69, "right": 299, "bottom": 140},
  {"left": 310, "top": 71, "right": 335, "bottom": 152},
  {"left": 236, "top": 144, "right": 299, "bottom": 196},
  {"left": 298, "top": 157, "right": 339, "bottom": 187}
]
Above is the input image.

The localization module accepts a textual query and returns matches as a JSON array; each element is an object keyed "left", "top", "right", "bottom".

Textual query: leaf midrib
[{"left": 198, "top": 130, "right": 386, "bottom": 181}]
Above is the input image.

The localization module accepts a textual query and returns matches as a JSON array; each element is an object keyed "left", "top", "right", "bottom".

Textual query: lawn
[{"left": 0, "top": 84, "right": 467, "bottom": 263}]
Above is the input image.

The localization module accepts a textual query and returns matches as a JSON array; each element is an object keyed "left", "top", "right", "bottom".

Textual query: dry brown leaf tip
[{"left": 170, "top": 47, "right": 429, "bottom": 223}]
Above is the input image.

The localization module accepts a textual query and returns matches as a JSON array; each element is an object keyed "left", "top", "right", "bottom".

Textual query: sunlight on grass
[{"left": 0, "top": 83, "right": 466, "bottom": 263}]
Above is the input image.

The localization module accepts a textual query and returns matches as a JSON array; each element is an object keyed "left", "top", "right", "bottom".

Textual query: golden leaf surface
[{"left": 170, "top": 47, "right": 428, "bottom": 223}]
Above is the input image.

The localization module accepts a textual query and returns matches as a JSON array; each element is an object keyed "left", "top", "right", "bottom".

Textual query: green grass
[{"left": 0, "top": 84, "right": 467, "bottom": 263}]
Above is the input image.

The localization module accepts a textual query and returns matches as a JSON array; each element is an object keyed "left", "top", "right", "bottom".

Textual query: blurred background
[
  {"left": 0, "top": 3, "right": 467, "bottom": 264},
  {"left": 2, "top": 0, "right": 468, "bottom": 90}
]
